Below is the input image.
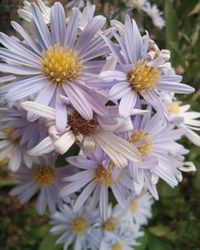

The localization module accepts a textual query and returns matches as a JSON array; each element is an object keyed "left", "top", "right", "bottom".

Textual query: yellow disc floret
[
  {"left": 130, "top": 130, "right": 153, "bottom": 157},
  {"left": 127, "top": 61, "right": 160, "bottom": 93},
  {"left": 41, "top": 45, "right": 83, "bottom": 85},
  {"left": 130, "top": 199, "right": 139, "bottom": 213},
  {"left": 70, "top": 217, "right": 88, "bottom": 235},
  {"left": 112, "top": 241, "right": 124, "bottom": 250},
  {"left": 103, "top": 217, "right": 118, "bottom": 232},
  {"left": 32, "top": 166, "right": 57, "bottom": 187},
  {"left": 166, "top": 102, "right": 181, "bottom": 115},
  {"left": 95, "top": 164, "right": 112, "bottom": 187}
]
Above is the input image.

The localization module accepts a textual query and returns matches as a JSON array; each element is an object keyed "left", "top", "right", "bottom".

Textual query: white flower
[
  {"left": 144, "top": 3, "right": 165, "bottom": 29},
  {"left": 18, "top": 0, "right": 51, "bottom": 23}
]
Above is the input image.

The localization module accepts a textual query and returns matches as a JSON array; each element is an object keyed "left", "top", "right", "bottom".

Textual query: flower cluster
[{"left": 0, "top": 0, "right": 199, "bottom": 249}]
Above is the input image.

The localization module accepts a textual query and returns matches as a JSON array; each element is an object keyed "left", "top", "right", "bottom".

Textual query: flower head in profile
[
  {"left": 166, "top": 101, "right": 200, "bottom": 146},
  {"left": 60, "top": 148, "right": 135, "bottom": 219},
  {"left": 100, "top": 15, "right": 194, "bottom": 119},
  {"left": 0, "top": 106, "right": 47, "bottom": 171},
  {"left": 50, "top": 204, "right": 101, "bottom": 250},
  {"left": 10, "top": 159, "right": 73, "bottom": 214},
  {"left": 144, "top": 3, "right": 165, "bottom": 29},
  {"left": 0, "top": 2, "right": 112, "bottom": 132},
  {"left": 18, "top": 0, "right": 51, "bottom": 23}
]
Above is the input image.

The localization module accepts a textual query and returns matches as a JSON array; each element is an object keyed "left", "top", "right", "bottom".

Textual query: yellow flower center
[
  {"left": 166, "top": 102, "right": 181, "bottom": 115},
  {"left": 95, "top": 164, "right": 112, "bottom": 187},
  {"left": 70, "top": 217, "right": 88, "bottom": 235},
  {"left": 103, "top": 217, "right": 118, "bottom": 232},
  {"left": 112, "top": 241, "right": 124, "bottom": 250},
  {"left": 130, "top": 130, "right": 153, "bottom": 157},
  {"left": 127, "top": 61, "right": 160, "bottom": 93},
  {"left": 32, "top": 166, "right": 57, "bottom": 187},
  {"left": 4, "top": 127, "right": 20, "bottom": 145},
  {"left": 130, "top": 199, "right": 139, "bottom": 213},
  {"left": 41, "top": 45, "right": 83, "bottom": 85},
  {"left": 68, "top": 112, "right": 99, "bottom": 136}
]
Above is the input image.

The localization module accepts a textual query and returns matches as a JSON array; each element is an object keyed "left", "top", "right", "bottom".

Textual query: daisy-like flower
[
  {"left": 127, "top": 110, "right": 196, "bottom": 198},
  {"left": 166, "top": 101, "right": 200, "bottom": 146},
  {"left": 10, "top": 160, "right": 73, "bottom": 214},
  {"left": 0, "top": 106, "right": 47, "bottom": 171},
  {"left": 100, "top": 15, "right": 194, "bottom": 119},
  {"left": 18, "top": 0, "right": 51, "bottom": 23},
  {"left": 0, "top": 2, "right": 112, "bottom": 132},
  {"left": 50, "top": 204, "right": 101, "bottom": 250},
  {"left": 123, "top": 192, "right": 153, "bottom": 225},
  {"left": 144, "top": 3, "right": 165, "bottom": 29},
  {"left": 100, "top": 226, "right": 143, "bottom": 250},
  {"left": 101, "top": 204, "right": 133, "bottom": 234},
  {"left": 59, "top": 148, "right": 135, "bottom": 219},
  {"left": 22, "top": 101, "right": 141, "bottom": 168}
]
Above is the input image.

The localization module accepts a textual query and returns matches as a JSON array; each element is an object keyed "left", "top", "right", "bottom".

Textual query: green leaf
[
  {"left": 164, "top": 0, "right": 179, "bottom": 66},
  {"left": 39, "top": 234, "right": 62, "bottom": 250},
  {"left": 149, "top": 225, "right": 170, "bottom": 237}
]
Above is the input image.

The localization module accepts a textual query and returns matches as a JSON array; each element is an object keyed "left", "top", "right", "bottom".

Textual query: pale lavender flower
[
  {"left": 10, "top": 160, "right": 73, "bottom": 214},
  {"left": 166, "top": 101, "right": 200, "bottom": 146},
  {"left": 100, "top": 15, "right": 194, "bottom": 119},
  {"left": 123, "top": 192, "right": 153, "bottom": 225},
  {"left": 101, "top": 204, "right": 133, "bottom": 234},
  {"left": 22, "top": 102, "right": 142, "bottom": 168},
  {"left": 59, "top": 148, "right": 135, "bottom": 219},
  {"left": 0, "top": 2, "right": 112, "bottom": 132},
  {"left": 0, "top": 106, "right": 47, "bottom": 171},
  {"left": 50, "top": 204, "right": 102, "bottom": 250},
  {"left": 127, "top": 110, "right": 196, "bottom": 198},
  {"left": 100, "top": 226, "right": 143, "bottom": 250}
]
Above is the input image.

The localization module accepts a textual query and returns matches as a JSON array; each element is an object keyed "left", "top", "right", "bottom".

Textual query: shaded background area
[{"left": 0, "top": 0, "right": 200, "bottom": 249}]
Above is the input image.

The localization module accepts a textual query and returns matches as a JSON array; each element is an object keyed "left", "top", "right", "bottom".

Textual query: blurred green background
[{"left": 0, "top": 0, "right": 200, "bottom": 249}]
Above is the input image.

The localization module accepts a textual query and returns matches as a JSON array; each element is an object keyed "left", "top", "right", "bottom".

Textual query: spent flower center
[
  {"left": 127, "top": 61, "right": 160, "bottom": 93},
  {"left": 166, "top": 102, "right": 181, "bottom": 115},
  {"left": 41, "top": 45, "right": 83, "bottom": 85},
  {"left": 70, "top": 217, "right": 88, "bottom": 235},
  {"left": 130, "top": 130, "right": 153, "bottom": 156},
  {"left": 69, "top": 112, "right": 99, "bottom": 136},
  {"left": 32, "top": 166, "right": 57, "bottom": 187}
]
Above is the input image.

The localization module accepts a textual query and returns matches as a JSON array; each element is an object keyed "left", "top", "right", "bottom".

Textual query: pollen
[
  {"left": 130, "top": 130, "right": 153, "bottom": 157},
  {"left": 130, "top": 199, "right": 139, "bottom": 213},
  {"left": 70, "top": 217, "right": 88, "bottom": 235},
  {"left": 95, "top": 164, "right": 112, "bottom": 187},
  {"left": 166, "top": 102, "right": 181, "bottom": 115},
  {"left": 41, "top": 45, "right": 83, "bottom": 85},
  {"left": 112, "top": 241, "right": 124, "bottom": 250},
  {"left": 68, "top": 112, "right": 99, "bottom": 136},
  {"left": 127, "top": 61, "right": 160, "bottom": 93},
  {"left": 103, "top": 217, "right": 118, "bottom": 232},
  {"left": 32, "top": 166, "right": 57, "bottom": 187}
]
